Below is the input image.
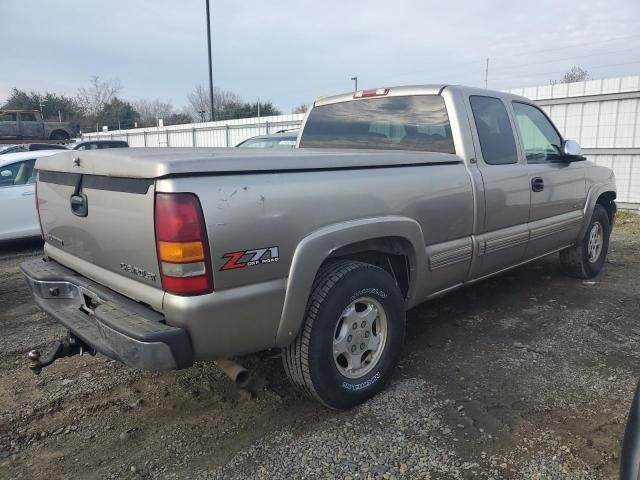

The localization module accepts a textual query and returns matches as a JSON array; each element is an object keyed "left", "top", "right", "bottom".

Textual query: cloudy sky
[{"left": 1, "top": 0, "right": 639, "bottom": 112}]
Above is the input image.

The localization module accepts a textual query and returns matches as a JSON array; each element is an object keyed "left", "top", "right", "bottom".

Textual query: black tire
[
  {"left": 50, "top": 130, "right": 69, "bottom": 140},
  {"left": 560, "top": 204, "right": 611, "bottom": 278},
  {"left": 283, "top": 260, "right": 405, "bottom": 410}
]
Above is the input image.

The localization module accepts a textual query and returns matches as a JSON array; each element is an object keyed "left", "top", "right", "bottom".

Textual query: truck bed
[{"left": 35, "top": 147, "right": 462, "bottom": 178}]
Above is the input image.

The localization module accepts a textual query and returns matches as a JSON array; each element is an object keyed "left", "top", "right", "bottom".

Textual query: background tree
[
  {"left": 2, "top": 89, "right": 81, "bottom": 121},
  {"left": 133, "top": 99, "right": 175, "bottom": 127},
  {"left": 101, "top": 97, "right": 140, "bottom": 130},
  {"left": 76, "top": 76, "right": 122, "bottom": 127},
  {"left": 186, "top": 84, "right": 242, "bottom": 121},
  {"left": 165, "top": 112, "right": 193, "bottom": 126},
  {"left": 551, "top": 66, "right": 590, "bottom": 84},
  {"left": 291, "top": 103, "right": 309, "bottom": 114}
]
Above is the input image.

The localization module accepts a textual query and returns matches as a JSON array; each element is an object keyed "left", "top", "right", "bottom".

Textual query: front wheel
[
  {"left": 560, "top": 204, "right": 611, "bottom": 278},
  {"left": 283, "top": 261, "right": 405, "bottom": 409}
]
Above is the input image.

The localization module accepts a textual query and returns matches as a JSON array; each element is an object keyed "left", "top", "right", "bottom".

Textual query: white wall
[{"left": 82, "top": 114, "right": 304, "bottom": 148}]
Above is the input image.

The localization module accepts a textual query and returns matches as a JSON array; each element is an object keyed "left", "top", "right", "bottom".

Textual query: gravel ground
[{"left": 1, "top": 213, "right": 639, "bottom": 479}]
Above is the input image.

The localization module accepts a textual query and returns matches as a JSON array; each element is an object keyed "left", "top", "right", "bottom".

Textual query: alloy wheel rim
[
  {"left": 587, "top": 221, "right": 603, "bottom": 263},
  {"left": 332, "top": 297, "right": 388, "bottom": 379}
]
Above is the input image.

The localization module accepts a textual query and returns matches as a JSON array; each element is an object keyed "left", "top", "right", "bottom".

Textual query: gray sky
[{"left": 1, "top": 0, "right": 639, "bottom": 113}]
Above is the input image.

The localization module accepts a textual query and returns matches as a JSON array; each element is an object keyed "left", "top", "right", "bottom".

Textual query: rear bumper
[{"left": 21, "top": 257, "right": 193, "bottom": 370}]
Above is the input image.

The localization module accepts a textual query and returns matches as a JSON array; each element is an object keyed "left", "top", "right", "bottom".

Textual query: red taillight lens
[
  {"left": 35, "top": 174, "right": 44, "bottom": 240},
  {"left": 354, "top": 88, "right": 389, "bottom": 99},
  {"left": 155, "top": 193, "right": 213, "bottom": 295}
]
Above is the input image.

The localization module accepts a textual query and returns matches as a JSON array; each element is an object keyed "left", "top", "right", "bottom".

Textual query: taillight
[
  {"left": 354, "top": 88, "right": 389, "bottom": 99},
  {"left": 35, "top": 174, "right": 44, "bottom": 240},
  {"left": 155, "top": 193, "right": 213, "bottom": 295}
]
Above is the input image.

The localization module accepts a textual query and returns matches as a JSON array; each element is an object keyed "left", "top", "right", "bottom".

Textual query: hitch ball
[{"left": 28, "top": 350, "right": 41, "bottom": 362}]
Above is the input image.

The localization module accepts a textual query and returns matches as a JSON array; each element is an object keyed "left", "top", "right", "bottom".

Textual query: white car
[{"left": 0, "top": 150, "right": 63, "bottom": 241}]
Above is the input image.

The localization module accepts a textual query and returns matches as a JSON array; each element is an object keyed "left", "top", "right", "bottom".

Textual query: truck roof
[
  {"left": 0, "top": 109, "right": 40, "bottom": 113},
  {"left": 315, "top": 84, "right": 529, "bottom": 106},
  {"left": 36, "top": 147, "right": 461, "bottom": 179}
]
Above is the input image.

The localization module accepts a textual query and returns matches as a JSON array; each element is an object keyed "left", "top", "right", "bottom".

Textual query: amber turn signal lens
[{"left": 158, "top": 241, "right": 205, "bottom": 263}]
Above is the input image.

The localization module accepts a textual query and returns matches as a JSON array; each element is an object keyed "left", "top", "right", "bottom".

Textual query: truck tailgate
[{"left": 37, "top": 170, "right": 163, "bottom": 311}]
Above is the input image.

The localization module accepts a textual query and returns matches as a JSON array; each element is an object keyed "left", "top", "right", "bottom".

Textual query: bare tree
[
  {"left": 291, "top": 103, "right": 309, "bottom": 114},
  {"left": 76, "top": 76, "right": 122, "bottom": 122},
  {"left": 551, "top": 66, "right": 590, "bottom": 85},
  {"left": 133, "top": 99, "right": 175, "bottom": 127},
  {"left": 186, "top": 84, "right": 242, "bottom": 121}
]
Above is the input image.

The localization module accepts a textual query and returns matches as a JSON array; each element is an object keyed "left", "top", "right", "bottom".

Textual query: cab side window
[
  {"left": 469, "top": 96, "right": 518, "bottom": 165},
  {"left": 512, "top": 102, "right": 562, "bottom": 163},
  {"left": 0, "top": 112, "right": 17, "bottom": 122},
  {"left": 19, "top": 112, "right": 37, "bottom": 122}
]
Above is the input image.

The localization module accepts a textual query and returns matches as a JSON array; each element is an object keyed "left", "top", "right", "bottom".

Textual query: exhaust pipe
[{"left": 214, "top": 359, "right": 250, "bottom": 389}]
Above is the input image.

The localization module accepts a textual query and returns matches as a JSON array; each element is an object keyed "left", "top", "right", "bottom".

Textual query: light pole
[
  {"left": 205, "top": 0, "right": 215, "bottom": 121},
  {"left": 350, "top": 76, "right": 358, "bottom": 92}
]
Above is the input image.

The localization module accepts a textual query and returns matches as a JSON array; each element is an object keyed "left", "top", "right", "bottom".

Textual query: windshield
[{"left": 299, "top": 95, "right": 455, "bottom": 154}]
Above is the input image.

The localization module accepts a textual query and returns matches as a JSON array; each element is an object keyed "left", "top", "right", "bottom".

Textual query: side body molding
[{"left": 274, "top": 216, "right": 427, "bottom": 347}]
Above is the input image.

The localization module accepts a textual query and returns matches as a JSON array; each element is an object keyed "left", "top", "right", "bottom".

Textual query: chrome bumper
[{"left": 21, "top": 257, "right": 193, "bottom": 370}]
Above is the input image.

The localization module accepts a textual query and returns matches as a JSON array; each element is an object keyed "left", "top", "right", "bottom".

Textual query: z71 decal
[{"left": 220, "top": 246, "right": 280, "bottom": 271}]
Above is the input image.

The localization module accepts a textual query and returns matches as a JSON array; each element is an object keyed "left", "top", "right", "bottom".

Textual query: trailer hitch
[{"left": 27, "top": 334, "right": 95, "bottom": 375}]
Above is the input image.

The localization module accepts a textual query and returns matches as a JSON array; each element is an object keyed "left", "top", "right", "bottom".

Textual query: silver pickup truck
[{"left": 22, "top": 85, "right": 616, "bottom": 409}]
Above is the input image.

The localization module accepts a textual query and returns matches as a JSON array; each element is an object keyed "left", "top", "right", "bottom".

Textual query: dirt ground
[{"left": 1, "top": 213, "right": 639, "bottom": 479}]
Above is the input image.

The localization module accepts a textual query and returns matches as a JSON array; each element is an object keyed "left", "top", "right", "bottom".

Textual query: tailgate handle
[
  {"left": 70, "top": 194, "right": 88, "bottom": 217},
  {"left": 70, "top": 174, "right": 88, "bottom": 217}
]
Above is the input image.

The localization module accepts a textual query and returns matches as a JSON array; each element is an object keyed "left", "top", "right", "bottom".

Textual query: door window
[
  {"left": 512, "top": 102, "right": 562, "bottom": 163},
  {"left": 0, "top": 112, "right": 17, "bottom": 121},
  {"left": 0, "top": 159, "right": 36, "bottom": 186},
  {"left": 469, "top": 96, "right": 518, "bottom": 165},
  {"left": 19, "top": 112, "right": 37, "bottom": 122}
]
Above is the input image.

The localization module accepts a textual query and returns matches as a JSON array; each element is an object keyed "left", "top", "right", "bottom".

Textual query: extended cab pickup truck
[
  {"left": 22, "top": 85, "right": 616, "bottom": 409},
  {"left": 0, "top": 110, "right": 74, "bottom": 140}
]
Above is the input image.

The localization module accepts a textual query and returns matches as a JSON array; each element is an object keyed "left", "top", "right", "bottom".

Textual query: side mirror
[
  {"left": 563, "top": 139, "right": 582, "bottom": 156},
  {"left": 0, "top": 170, "right": 12, "bottom": 178},
  {"left": 554, "top": 139, "right": 586, "bottom": 162}
]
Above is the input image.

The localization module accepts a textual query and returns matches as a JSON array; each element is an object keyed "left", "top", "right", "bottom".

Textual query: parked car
[
  {"left": 236, "top": 130, "right": 298, "bottom": 148},
  {"left": 22, "top": 84, "right": 616, "bottom": 409},
  {"left": 0, "top": 150, "right": 64, "bottom": 241},
  {"left": 0, "top": 143, "right": 68, "bottom": 155},
  {"left": 0, "top": 110, "right": 74, "bottom": 140},
  {"left": 67, "top": 139, "right": 129, "bottom": 150}
]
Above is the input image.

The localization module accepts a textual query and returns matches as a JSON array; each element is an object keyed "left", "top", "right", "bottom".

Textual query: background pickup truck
[
  {"left": 22, "top": 84, "right": 616, "bottom": 409},
  {"left": 0, "top": 109, "right": 74, "bottom": 140}
]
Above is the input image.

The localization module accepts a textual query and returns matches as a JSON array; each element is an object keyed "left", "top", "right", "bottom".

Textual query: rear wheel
[
  {"left": 283, "top": 261, "right": 405, "bottom": 409},
  {"left": 560, "top": 204, "right": 611, "bottom": 278},
  {"left": 50, "top": 130, "right": 69, "bottom": 140}
]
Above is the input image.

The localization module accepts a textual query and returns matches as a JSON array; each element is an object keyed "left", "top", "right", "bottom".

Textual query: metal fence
[
  {"left": 82, "top": 113, "right": 304, "bottom": 149},
  {"left": 508, "top": 75, "right": 640, "bottom": 207},
  {"left": 83, "top": 75, "right": 640, "bottom": 205}
]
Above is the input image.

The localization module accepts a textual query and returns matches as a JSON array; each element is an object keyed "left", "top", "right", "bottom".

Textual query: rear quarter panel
[{"left": 157, "top": 163, "right": 473, "bottom": 358}]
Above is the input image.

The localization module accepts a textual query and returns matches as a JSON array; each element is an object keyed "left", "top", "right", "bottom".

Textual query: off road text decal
[{"left": 220, "top": 246, "right": 280, "bottom": 271}]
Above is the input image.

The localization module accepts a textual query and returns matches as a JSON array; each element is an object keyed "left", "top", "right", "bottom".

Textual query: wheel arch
[
  {"left": 49, "top": 129, "right": 70, "bottom": 140},
  {"left": 578, "top": 182, "right": 617, "bottom": 239},
  {"left": 274, "top": 217, "right": 427, "bottom": 347}
]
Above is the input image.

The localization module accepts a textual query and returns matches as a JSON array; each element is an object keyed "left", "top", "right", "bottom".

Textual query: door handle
[
  {"left": 531, "top": 177, "right": 544, "bottom": 192},
  {"left": 21, "top": 191, "right": 35, "bottom": 196}
]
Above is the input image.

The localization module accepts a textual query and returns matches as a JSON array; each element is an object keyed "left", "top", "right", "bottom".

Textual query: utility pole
[
  {"left": 205, "top": 0, "right": 215, "bottom": 121},
  {"left": 484, "top": 58, "right": 489, "bottom": 88},
  {"left": 350, "top": 76, "right": 358, "bottom": 92}
]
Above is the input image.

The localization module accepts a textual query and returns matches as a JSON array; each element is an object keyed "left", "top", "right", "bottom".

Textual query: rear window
[{"left": 299, "top": 95, "right": 455, "bottom": 154}]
